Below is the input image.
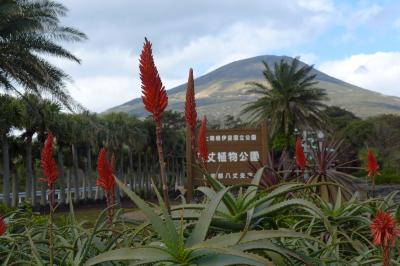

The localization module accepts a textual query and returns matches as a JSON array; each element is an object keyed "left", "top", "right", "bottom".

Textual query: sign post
[{"left": 186, "top": 121, "right": 268, "bottom": 197}]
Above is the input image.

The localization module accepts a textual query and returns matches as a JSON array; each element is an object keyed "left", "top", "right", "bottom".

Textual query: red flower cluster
[
  {"left": 295, "top": 137, "right": 307, "bottom": 172},
  {"left": 371, "top": 211, "right": 400, "bottom": 266},
  {"left": 97, "top": 148, "right": 116, "bottom": 225},
  {"left": 185, "top": 68, "right": 197, "bottom": 132},
  {"left": 371, "top": 211, "right": 400, "bottom": 247},
  {"left": 140, "top": 38, "right": 168, "bottom": 123},
  {"left": 0, "top": 215, "right": 6, "bottom": 236},
  {"left": 197, "top": 115, "right": 208, "bottom": 165},
  {"left": 96, "top": 148, "right": 115, "bottom": 192},
  {"left": 39, "top": 131, "right": 59, "bottom": 188},
  {"left": 366, "top": 149, "right": 380, "bottom": 177}
]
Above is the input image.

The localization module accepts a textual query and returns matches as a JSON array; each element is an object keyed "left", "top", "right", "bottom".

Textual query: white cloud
[
  {"left": 160, "top": 21, "right": 324, "bottom": 75},
  {"left": 57, "top": 0, "right": 399, "bottom": 113},
  {"left": 68, "top": 76, "right": 138, "bottom": 112},
  {"left": 319, "top": 52, "right": 400, "bottom": 97},
  {"left": 58, "top": 0, "right": 338, "bottom": 112},
  {"left": 352, "top": 4, "right": 383, "bottom": 25},
  {"left": 394, "top": 18, "right": 400, "bottom": 29},
  {"left": 62, "top": 47, "right": 188, "bottom": 112},
  {"left": 298, "top": 0, "right": 334, "bottom": 12}
]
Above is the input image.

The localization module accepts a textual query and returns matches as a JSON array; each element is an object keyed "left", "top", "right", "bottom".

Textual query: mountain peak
[{"left": 105, "top": 55, "right": 400, "bottom": 119}]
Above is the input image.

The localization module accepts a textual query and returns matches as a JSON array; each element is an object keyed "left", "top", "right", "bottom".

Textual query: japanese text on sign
[
  {"left": 207, "top": 134, "right": 257, "bottom": 142},
  {"left": 207, "top": 151, "right": 260, "bottom": 163}
]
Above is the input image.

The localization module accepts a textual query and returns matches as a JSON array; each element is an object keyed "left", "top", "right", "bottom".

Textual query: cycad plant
[{"left": 305, "top": 139, "right": 363, "bottom": 203}]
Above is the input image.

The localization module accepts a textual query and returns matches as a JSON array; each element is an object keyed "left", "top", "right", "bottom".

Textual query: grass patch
[{"left": 53, "top": 207, "right": 138, "bottom": 227}]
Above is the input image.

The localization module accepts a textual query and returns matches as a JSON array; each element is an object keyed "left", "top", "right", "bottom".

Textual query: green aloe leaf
[
  {"left": 203, "top": 173, "right": 238, "bottom": 214},
  {"left": 194, "top": 247, "right": 274, "bottom": 266},
  {"left": 195, "top": 229, "right": 320, "bottom": 249},
  {"left": 84, "top": 247, "right": 170, "bottom": 265},
  {"left": 234, "top": 239, "right": 317, "bottom": 265},
  {"left": 186, "top": 187, "right": 230, "bottom": 247},
  {"left": 115, "top": 178, "right": 179, "bottom": 251},
  {"left": 27, "top": 232, "right": 45, "bottom": 266},
  {"left": 253, "top": 198, "right": 323, "bottom": 220}
]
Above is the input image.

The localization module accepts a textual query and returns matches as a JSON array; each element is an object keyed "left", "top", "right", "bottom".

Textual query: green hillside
[{"left": 105, "top": 55, "right": 400, "bottom": 119}]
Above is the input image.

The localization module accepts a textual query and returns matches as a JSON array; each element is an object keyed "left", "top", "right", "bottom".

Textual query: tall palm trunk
[
  {"left": 26, "top": 134, "right": 34, "bottom": 203},
  {"left": 119, "top": 149, "right": 124, "bottom": 196},
  {"left": 58, "top": 149, "right": 66, "bottom": 204},
  {"left": 128, "top": 148, "right": 134, "bottom": 190},
  {"left": 86, "top": 145, "right": 93, "bottom": 199},
  {"left": 12, "top": 173, "right": 18, "bottom": 208},
  {"left": 2, "top": 135, "right": 11, "bottom": 207},
  {"left": 71, "top": 143, "right": 80, "bottom": 202}
]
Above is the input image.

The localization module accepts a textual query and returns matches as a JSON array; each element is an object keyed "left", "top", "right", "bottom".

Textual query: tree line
[{"left": 0, "top": 93, "right": 187, "bottom": 207}]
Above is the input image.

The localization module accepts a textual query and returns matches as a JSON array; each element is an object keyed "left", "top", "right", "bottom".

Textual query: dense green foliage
[
  {"left": 0, "top": 93, "right": 187, "bottom": 203},
  {"left": 0, "top": 171, "right": 399, "bottom": 265}
]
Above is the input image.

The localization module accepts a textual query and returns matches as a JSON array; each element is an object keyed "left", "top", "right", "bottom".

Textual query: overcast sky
[{"left": 57, "top": 0, "right": 400, "bottom": 112}]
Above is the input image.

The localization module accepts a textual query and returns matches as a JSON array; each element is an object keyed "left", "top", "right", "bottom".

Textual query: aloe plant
[
  {"left": 85, "top": 178, "right": 319, "bottom": 265},
  {"left": 0, "top": 200, "right": 128, "bottom": 265},
  {"left": 293, "top": 189, "right": 374, "bottom": 264},
  {"left": 173, "top": 167, "right": 323, "bottom": 233}
]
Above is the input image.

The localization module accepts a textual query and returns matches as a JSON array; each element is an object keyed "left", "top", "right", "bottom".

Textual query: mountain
[{"left": 105, "top": 55, "right": 400, "bottom": 120}]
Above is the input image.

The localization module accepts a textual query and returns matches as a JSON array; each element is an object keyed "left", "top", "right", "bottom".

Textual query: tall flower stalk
[
  {"left": 97, "top": 148, "right": 116, "bottom": 226},
  {"left": 197, "top": 115, "right": 208, "bottom": 169},
  {"left": 366, "top": 149, "right": 379, "bottom": 197},
  {"left": 370, "top": 211, "right": 400, "bottom": 266},
  {"left": 139, "top": 38, "right": 170, "bottom": 210},
  {"left": 39, "top": 131, "right": 60, "bottom": 266},
  {"left": 185, "top": 68, "right": 197, "bottom": 156},
  {"left": 295, "top": 137, "right": 307, "bottom": 181}
]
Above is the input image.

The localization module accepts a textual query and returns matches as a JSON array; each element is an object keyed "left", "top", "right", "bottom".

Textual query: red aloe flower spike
[
  {"left": 140, "top": 37, "right": 168, "bottom": 123},
  {"left": 97, "top": 148, "right": 116, "bottom": 225},
  {"left": 185, "top": 68, "right": 197, "bottom": 131},
  {"left": 366, "top": 149, "right": 380, "bottom": 197},
  {"left": 197, "top": 115, "right": 208, "bottom": 166},
  {"left": 0, "top": 215, "right": 6, "bottom": 236},
  {"left": 370, "top": 211, "right": 400, "bottom": 266},
  {"left": 39, "top": 131, "right": 59, "bottom": 265},
  {"left": 295, "top": 137, "right": 307, "bottom": 173},
  {"left": 185, "top": 68, "right": 197, "bottom": 155},
  {"left": 366, "top": 149, "right": 380, "bottom": 177},
  {"left": 139, "top": 37, "right": 170, "bottom": 210},
  {"left": 96, "top": 148, "right": 115, "bottom": 192},
  {"left": 40, "top": 131, "right": 60, "bottom": 188}
]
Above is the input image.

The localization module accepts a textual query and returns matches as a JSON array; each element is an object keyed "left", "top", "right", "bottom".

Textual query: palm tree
[
  {"left": 101, "top": 112, "right": 132, "bottom": 201},
  {"left": 52, "top": 112, "right": 71, "bottom": 204},
  {"left": 125, "top": 116, "right": 147, "bottom": 191},
  {"left": 19, "top": 94, "right": 42, "bottom": 202},
  {"left": 0, "top": 0, "right": 86, "bottom": 109},
  {"left": 68, "top": 114, "right": 84, "bottom": 203},
  {"left": 19, "top": 94, "right": 60, "bottom": 204},
  {"left": 0, "top": 95, "right": 21, "bottom": 206},
  {"left": 241, "top": 57, "right": 328, "bottom": 145},
  {"left": 79, "top": 111, "right": 101, "bottom": 200}
]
